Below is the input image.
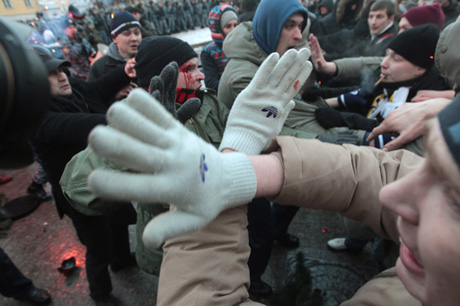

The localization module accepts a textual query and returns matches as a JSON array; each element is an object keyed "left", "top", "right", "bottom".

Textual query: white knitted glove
[
  {"left": 219, "top": 48, "right": 313, "bottom": 154},
  {"left": 87, "top": 89, "right": 257, "bottom": 249}
]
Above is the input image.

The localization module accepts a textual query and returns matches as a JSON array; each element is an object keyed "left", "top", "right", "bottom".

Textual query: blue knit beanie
[{"left": 110, "top": 11, "right": 141, "bottom": 38}]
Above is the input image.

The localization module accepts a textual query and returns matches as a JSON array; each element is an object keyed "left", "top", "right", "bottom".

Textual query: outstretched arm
[
  {"left": 308, "top": 33, "right": 337, "bottom": 75},
  {"left": 366, "top": 98, "right": 452, "bottom": 151}
]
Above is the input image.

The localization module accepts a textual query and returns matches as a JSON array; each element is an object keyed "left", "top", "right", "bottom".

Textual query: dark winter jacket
[
  {"left": 88, "top": 42, "right": 127, "bottom": 81},
  {"left": 31, "top": 65, "right": 131, "bottom": 219}
]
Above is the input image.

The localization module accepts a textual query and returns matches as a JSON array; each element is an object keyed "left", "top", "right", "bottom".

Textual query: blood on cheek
[{"left": 179, "top": 71, "right": 197, "bottom": 89}]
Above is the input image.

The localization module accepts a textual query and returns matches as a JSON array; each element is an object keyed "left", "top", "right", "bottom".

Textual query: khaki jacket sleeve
[
  {"left": 269, "top": 136, "right": 423, "bottom": 242},
  {"left": 342, "top": 267, "right": 421, "bottom": 306},
  {"left": 334, "top": 56, "right": 383, "bottom": 79}
]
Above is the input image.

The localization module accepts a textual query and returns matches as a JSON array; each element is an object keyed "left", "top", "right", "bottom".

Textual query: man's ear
[{"left": 414, "top": 67, "right": 426, "bottom": 78}]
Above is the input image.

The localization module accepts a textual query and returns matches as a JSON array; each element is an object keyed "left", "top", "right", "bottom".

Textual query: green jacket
[{"left": 60, "top": 91, "right": 229, "bottom": 275}]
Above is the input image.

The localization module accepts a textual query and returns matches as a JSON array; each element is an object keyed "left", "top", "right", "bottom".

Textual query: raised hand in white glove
[
  {"left": 219, "top": 48, "right": 313, "bottom": 154},
  {"left": 87, "top": 89, "right": 257, "bottom": 249}
]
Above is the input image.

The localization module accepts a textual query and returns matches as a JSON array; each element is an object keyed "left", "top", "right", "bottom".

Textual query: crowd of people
[{"left": 2, "top": 0, "right": 460, "bottom": 305}]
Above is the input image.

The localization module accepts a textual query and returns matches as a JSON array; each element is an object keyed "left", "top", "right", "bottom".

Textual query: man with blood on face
[
  {"left": 176, "top": 57, "right": 205, "bottom": 90},
  {"left": 134, "top": 36, "right": 206, "bottom": 103}
]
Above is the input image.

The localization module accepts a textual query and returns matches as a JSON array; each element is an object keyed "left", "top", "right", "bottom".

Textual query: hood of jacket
[
  {"left": 252, "top": 0, "right": 308, "bottom": 54},
  {"left": 106, "top": 42, "right": 127, "bottom": 62},
  {"left": 208, "top": 4, "right": 238, "bottom": 47},
  {"left": 223, "top": 22, "right": 268, "bottom": 67},
  {"left": 436, "top": 21, "right": 460, "bottom": 92}
]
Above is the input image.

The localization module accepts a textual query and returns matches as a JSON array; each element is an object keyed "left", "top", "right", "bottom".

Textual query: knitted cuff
[
  {"left": 219, "top": 128, "right": 267, "bottom": 156},
  {"left": 220, "top": 152, "right": 257, "bottom": 209}
]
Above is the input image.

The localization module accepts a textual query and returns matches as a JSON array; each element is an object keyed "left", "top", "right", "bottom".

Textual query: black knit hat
[
  {"left": 135, "top": 36, "right": 198, "bottom": 88},
  {"left": 388, "top": 24, "right": 439, "bottom": 69},
  {"left": 438, "top": 95, "right": 460, "bottom": 170},
  {"left": 110, "top": 11, "right": 141, "bottom": 38}
]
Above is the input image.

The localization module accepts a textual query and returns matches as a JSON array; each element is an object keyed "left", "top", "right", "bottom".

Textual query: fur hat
[
  {"left": 388, "top": 24, "right": 439, "bottom": 69},
  {"left": 110, "top": 11, "right": 141, "bottom": 38},
  {"left": 135, "top": 36, "right": 198, "bottom": 88},
  {"left": 402, "top": 3, "right": 446, "bottom": 32}
]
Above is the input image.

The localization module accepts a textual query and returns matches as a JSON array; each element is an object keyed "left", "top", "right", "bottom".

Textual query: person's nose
[
  {"left": 294, "top": 27, "right": 303, "bottom": 40},
  {"left": 196, "top": 70, "right": 205, "bottom": 81},
  {"left": 57, "top": 71, "right": 67, "bottom": 81},
  {"left": 380, "top": 56, "right": 390, "bottom": 69},
  {"left": 379, "top": 166, "right": 422, "bottom": 226}
]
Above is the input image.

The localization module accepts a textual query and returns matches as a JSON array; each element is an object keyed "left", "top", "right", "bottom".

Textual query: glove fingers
[
  {"left": 143, "top": 211, "right": 209, "bottom": 249},
  {"left": 152, "top": 89, "right": 162, "bottom": 104},
  {"left": 127, "top": 89, "right": 179, "bottom": 130},
  {"left": 149, "top": 76, "right": 164, "bottom": 99},
  {"left": 88, "top": 169, "right": 173, "bottom": 203},
  {"left": 89, "top": 126, "right": 168, "bottom": 171},
  {"left": 177, "top": 98, "right": 202, "bottom": 123},
  {"left": 283, "top": 60, "right": 313, "bottom": 98},
  {"left": 107, "top": 102, "right": 176, "bottom": 148},
  {"left": 160, "top": 62, "right": 179, "bottom": 105},
  {"left": 266, "top": 48, "right": 299, "bottom": 88},
  {"left": 270, "top": 48, "right": 311, "bottom": 94},
  {"left": 153, "top": 88, "right": 177, "bottom": 118},
  {"left": 251, "top": 52, "right": 280, "bottom": 89}
]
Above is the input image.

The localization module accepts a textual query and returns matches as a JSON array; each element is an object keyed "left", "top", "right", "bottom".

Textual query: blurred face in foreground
[
  {"left": 177, "top": 57, "right": 205, "bottom": 90},
  {"left": 380, "top": 118, "right": 460, "bottom": 305}
]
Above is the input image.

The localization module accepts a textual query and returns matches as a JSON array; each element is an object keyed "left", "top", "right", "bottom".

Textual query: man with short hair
[
  {"left": 89, "top": 11, "right": 141, "bottom": 101},
  {"left": 323, "top": 0, "right": 397, "bottom": 61},
  {"left": 89, "top": 11, "right": 141, "bottom": 80}
]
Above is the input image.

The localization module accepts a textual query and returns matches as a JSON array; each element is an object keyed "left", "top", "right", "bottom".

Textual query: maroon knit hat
[{"left": 402, "top": 3, "right": 446, "bottom": 32}]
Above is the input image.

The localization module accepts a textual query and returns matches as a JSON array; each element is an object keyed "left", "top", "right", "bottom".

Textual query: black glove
[
  {"left": 149, "top": 62, "right": 201, "bottom": 124},
  {"left": 315, "top": 108, "right": 346, "bottom": 129},
  {"left": 317, "top": 130, "right": 361, "bottom": 145}
]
